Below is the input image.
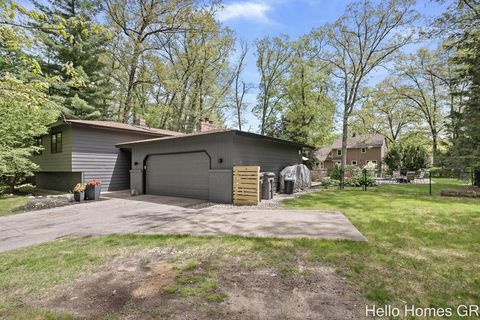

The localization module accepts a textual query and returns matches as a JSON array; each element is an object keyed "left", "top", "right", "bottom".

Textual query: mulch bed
[
  {"left": 441, "top": 186, "right": 480, "bottom": 198},
  {"left": 14, "top": 196, "right": 75, "bottom": 212}
]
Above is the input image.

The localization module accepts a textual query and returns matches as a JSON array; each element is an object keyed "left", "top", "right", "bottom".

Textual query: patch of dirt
[
  {"left": 33, "top": 248, "right": 364, "bottom": 319},
  {"left": 216, "top": 260, "right": 364, "bottom": 320},
  {"left": 441, "top": 186, "right": 480, "bottom": 198}
]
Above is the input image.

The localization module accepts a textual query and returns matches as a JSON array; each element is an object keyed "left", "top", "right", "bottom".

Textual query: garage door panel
[{"left": 146, "top": 152, "right": 210, "bottom": 199}]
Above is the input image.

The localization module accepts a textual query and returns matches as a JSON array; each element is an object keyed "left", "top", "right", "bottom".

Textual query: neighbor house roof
[
  {"left": 314, "top": 134, "right": 385, "bottom": 161},
  {"left": 116, "top": 129, "right": 313, "bottom": 149},
  {"left": 330, "top": 133, "right": 385, "bottom": 149},
  {"left": 65, "top": 119, "right": 184, "bottom": 137},
  {"left": 314, "top": 146, "right": 332, "bottom": 162}
]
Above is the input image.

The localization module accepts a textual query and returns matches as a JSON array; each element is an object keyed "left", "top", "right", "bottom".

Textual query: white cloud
[{"left": 217, "top": 2, "right": 273, "bottom": 24}]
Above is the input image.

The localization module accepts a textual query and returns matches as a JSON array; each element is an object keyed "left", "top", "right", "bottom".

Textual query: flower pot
[
  {"left": 85, "top": 184, "right": 101, "bottom": 200},
  {"left": 74, "top": 191, "right": 85, "bottom": 202}
]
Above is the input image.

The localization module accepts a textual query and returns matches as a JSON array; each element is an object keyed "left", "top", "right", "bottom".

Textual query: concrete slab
[
  {"left": 147, "top": 209, "right": 367, "bottom": 241},
  {"left": 102, "top": 191, "right": 207, "bottom": 208},
  {"left": 0, "top": 197, "right": 366, "bottom": 253}
]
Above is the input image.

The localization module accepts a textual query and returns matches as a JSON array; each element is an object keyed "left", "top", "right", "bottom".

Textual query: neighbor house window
[
  {"left": 361, "top": 147, "right": 367, "bottom": 153},
  {"left": 51, "top": 132, "right": 62, "bottom": 153},
  {"left": 337, "top": 149, "right": 342, "bottom": 156},
  {"left": 351, "top": 160, "right": 357, "bottom": 165},
  {"left": 33, "top": 137, "right": 43, "bottom": 156},
  {"left": 367, "top": 160, "right": 377, "bottom": 165}
]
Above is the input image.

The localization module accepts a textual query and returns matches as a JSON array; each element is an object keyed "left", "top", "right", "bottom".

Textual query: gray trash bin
[{"left": 262, "top": 172, "right": 275, "bottom": 200}]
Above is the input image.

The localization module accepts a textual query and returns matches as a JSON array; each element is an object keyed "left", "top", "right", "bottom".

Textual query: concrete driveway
[{"left": 0, "top": 195, "right": 366, "bottom": 253}]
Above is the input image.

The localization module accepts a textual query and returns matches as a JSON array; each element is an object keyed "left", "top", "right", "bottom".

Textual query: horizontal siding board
[
  {"left": 231, "top": 135, "right": 302, "bottom": 191},
  {"left": 31, "top": 124, "right": 73, "bottom": 171},
  {"left": 71, "top": 126, "right": 155, "bottom": 191}
]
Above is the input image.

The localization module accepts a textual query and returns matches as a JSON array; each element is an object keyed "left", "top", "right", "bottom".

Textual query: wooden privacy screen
[{"left": 233, "top": 166, "right": 260, "bottom": 205}]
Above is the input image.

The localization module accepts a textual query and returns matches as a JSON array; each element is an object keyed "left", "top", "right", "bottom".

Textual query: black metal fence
[{"left": 310, "top": 167, "right": 477, "bottom": 196}]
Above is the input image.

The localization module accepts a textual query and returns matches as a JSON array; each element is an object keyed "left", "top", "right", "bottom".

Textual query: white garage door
[{"left": 145, "top": 152, "right": 210, "bottom": 200}]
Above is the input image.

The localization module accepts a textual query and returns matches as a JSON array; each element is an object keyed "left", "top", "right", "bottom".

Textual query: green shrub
[
  {"left": 320, "top": 177, "right": 339, "bottom": 188},
  {"left": 329, "top": 163, "right": 341, "bottom": 180}
]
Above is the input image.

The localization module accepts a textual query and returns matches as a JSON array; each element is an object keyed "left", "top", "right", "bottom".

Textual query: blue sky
[{"left": 217, "top": 0, "right": 451, "bottom": 131}]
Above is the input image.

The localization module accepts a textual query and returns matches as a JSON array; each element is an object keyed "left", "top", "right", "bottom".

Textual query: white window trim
[
  {"left": 351, "top": 160, "right": 357, "bottom": 165},
  {"left": 336, "top": 149, "right": 342, "bottom": 156},
  {"left": 367, "top": 160, "right": 377, "bottom": 165},
  {"left": 361, "top": 147, "right": 367, "bottom": 153}
]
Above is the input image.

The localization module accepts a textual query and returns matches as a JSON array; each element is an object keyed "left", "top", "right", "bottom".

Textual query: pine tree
[
  {"left": 33, "top": 0, "right": 111, "bottom": 119},
  {"left": 443, "top": 1, "right": 480, "bottom": 185}
]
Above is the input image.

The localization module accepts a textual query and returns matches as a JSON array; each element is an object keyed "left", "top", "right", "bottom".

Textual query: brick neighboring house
[{"left": 314, "top": 133, "right": 387, "bottom": 171}]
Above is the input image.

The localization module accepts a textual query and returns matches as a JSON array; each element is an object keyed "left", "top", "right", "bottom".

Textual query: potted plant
[
  {"left": 73, "top": 183, "right": 86, "bottom": 202},
  {"left": 85, "top": 179, "right": 102, "bottom": 200}
]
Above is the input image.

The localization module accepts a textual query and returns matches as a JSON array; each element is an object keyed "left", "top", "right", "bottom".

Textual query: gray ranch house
[
  {"left": 32, "top": 119, "right": 182, "bottom": 191},
  {"left": 33, "top": 118, "right": 311, "bottom": 203}
]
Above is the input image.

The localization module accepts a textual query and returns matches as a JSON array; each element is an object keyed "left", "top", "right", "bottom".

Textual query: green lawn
[
  {"left": 0, "top": 188, "right": 65, "bottom": 216},
  {"left": 373, "top": 178, "right": 470, "bottom": 195},
  {"left": 0, "top": 180, "right": 479, "bottom": 318},
  {"left": 284, "top": 184, "right": 480, "bottom": 307},
  {"left": 0, "top": 196, "right": 28, "bottom": 216}
]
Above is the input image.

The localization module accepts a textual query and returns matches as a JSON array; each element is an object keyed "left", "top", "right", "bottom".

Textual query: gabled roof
[
  {"left": 330, "top": 134, "right": 385, "bottom": 149},
  {"left": 65, "top": 119, "right": 183, "bottom": 137},
  {"left": 117, "top": 129, "right": 313, "bottom": 149},
  {"left": 314, "top": 146, "right": 332, "bottom": 162},
  {"left": 314, "top": 134, "right": 385, "bottom": 161}
]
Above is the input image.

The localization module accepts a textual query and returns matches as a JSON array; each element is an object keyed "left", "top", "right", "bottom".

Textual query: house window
[
  {"left": 33, "top": 137, "right": 43, "bottom": 156},
  {"left": 336, "top": 149, "right": 342, "bottom": 156},
  {"left": 351, "top": 160, "right": 357, "bottom": 165},
  {"left": 367, "top": 160, "right": 377, "bottom": 165},
  {"left": 361, "top": 147, "right": 367, "bottom": 153},
  {"left": 51, "top": 132, "right": 62, "bottom": 153}
]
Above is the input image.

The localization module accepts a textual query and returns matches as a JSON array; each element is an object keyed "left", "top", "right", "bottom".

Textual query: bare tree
[
  {"left": 232, "top": 40, "right": 252, "bottom": 130},
  {"left": 106, "top": 0, "right": 194, "bottom": 123},
  {"left": 254, "top": 35, "right": 292, "bottom": 135},
  {"left": 394, "top": 48, "right": 449, "bottom": 162},
  {"left": 312, "top": 0, "right": 418, "bottom": 188}
]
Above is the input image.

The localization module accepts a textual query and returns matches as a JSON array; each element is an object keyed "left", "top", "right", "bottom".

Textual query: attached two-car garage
[
  {"left": 118, "top": 129, "right": 307, "bottom": 204},
  {"left": 145, "top": 152, "right": 210, "bottom": 200}
]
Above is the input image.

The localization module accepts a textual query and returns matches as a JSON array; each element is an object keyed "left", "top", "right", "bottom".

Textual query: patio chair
[
  {"left": 392, "top": 171, "right": 405, "bottom": 183},
  {"left": 406, "top": 171, "right": 416, "bottom": 183},
  {"left": 414, "top": 171, "right": 425, "bottom": 184}
]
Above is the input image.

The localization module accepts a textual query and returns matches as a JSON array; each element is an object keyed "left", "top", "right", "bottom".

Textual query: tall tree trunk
[
  {"left": 122, "top": 39, "right": 142, "bottom": 123},
  {"left": 340, "top": 112, "right": 349, "bottom": 190},
  {"left": 432, "top": 133, "right": 438, "bottom": 165},
  {"left": 9, "top": 175, "right": 16, "bottom": 194},
  {"left": 474, "top": 169, "right": 480, "bottom": 187}
]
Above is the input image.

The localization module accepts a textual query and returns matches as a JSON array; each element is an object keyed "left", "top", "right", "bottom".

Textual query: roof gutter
[{"left": 66, "top": 121, "right": 167, "bottom": 137}]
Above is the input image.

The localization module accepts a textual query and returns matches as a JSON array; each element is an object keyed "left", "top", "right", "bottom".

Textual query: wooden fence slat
[{"left": 233, "top": 166, "right": 260, "bottom": 205}]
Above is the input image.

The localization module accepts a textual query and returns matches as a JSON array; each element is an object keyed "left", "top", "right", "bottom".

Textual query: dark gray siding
[
  {"left": 71, "top": 125, "right": 155, "bottom": 191},
  {"left": 127, "top": 131, "right": 302, "bottom": 203},
  {"left": 31, "top": 124, "right": 73, "bottom": 172},
  {"left": 36, "top": 172, "right": 82, "bottom": 191},
  {"left": 129, "top": 131, "right": 235, "bottom": 173},
  {"left": 128, "top": 131, "right": 235, "bottom": 202},
  {"left": 231, "top": 134, "right": 302, "bottom": 190}
]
